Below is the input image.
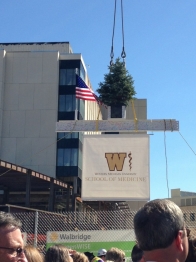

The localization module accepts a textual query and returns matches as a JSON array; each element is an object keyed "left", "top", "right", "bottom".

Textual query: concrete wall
[
  {"left": 100, "top": 99, "right": 147, "bottom": 121},
  {"left": 0, "top": 51, "right": 59, "bottom": 177},
  {"left": 126, "top": 99, "right": 147, "bottom": 120},
  {"left": 0, "top": 42, "right": 72, "bottom": 53}
]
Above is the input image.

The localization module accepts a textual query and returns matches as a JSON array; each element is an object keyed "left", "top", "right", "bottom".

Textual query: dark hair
[
  {"left": 131, "top": 244, "right": 143, "bottom": 262},
  {"left": 185, "top": 234, "right": 196, "bottom": 262},
  {"left": 44, "top": 245, "right": 71, "bottom": 262},
  {"left": 134, "top": 199, "right": 184, "bottom": 251},
  {"left": 0, "top": 211, "right": 22, "bottom": 229},
  {"left": 106, "top": 247, "right": 125, "bottom": 262},
  {"left": 84, "top": 252, "right": 95, "bottom": 262}
]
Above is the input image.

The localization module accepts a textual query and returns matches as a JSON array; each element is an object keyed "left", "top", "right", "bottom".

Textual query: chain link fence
[{"left": 12, "top": 207, "right": 196, "bottom": 259}]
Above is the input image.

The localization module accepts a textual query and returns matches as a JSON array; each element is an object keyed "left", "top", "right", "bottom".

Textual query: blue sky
[{"left": 1, "top": 0, "right": 196, "bottom": 200}]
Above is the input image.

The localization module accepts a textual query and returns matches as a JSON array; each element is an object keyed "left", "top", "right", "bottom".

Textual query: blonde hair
[
  {"left": 45, "top": 245, "right": 71, "bottom": 262},
  {"left": 72, "top": 252, "right": 89, "bottom": 262},
  {"left": 25, "top": 245, "right": 43, "bottom": 262}
]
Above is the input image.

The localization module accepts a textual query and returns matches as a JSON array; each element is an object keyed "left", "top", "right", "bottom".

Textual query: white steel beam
[{"left": 56, "top": 119, "right": 179, "bottom": 132}]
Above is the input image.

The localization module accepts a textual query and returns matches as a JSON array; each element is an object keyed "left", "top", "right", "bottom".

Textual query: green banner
[{"left": 46, "top": 230, "right": 136, "bottom": 259}]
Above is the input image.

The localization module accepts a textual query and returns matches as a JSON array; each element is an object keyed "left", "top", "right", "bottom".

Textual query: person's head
[
  {"left": 24, "top": 245, "right": 43, "bottom": 262},
  {"left": 72, "top": 252, "right": 89, "bottom": 262},
  {"left": 98, "top": 249, "right": 107, "bottom": 262},
  {"left": 131, "top": 244, "right": 143, "bottom": 262},
  {"left": 134, "top": 199, "right": 188, "bottom": 262},
  {"left": 105, "top": 247, "right": 125, "bottom": 262},
  {"left": 185, "top": 233, "right": 196, "bottom": 262},
  {"left": 84, "top": 252, "right": 94, "bottom": 262},
  {"left": 134, "top": 199, "right": 186, "bottom": 250},
  {"left": 0, "top": 211, "right": 27, "bottom": 262},
  {"left": 44, "top": 245, "right": 72, "bottom": 262}
]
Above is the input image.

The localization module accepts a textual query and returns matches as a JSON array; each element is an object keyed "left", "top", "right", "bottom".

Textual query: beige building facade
[
  {"left": 0, "top": 42, "right": 148, "bottom": 211},
  {"left": 171, "top": 188, "right": 196, "bottom": 229}
]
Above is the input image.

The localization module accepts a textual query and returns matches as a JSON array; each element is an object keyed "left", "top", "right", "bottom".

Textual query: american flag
[{"left": 76, "top": 75, "right": 96, "bottom": 102}]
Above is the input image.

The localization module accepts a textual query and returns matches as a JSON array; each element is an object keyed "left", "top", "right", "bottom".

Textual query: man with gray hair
[
  {"left": 134, "top": 199, "right": 189, "bottom": 262},
  {"left": 0, "top": 211, "right": 27, "bottom": 262}
]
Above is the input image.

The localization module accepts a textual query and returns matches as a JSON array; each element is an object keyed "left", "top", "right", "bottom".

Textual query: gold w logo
[{"left": 105, "top": 153, "right": 127, "bottom": 171}]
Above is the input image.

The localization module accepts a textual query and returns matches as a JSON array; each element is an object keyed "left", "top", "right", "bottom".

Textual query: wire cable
[
  {"left": 163, "top": 120, "right": 169, "bottom": 198},
  {"left": 110, "top": 0, "right": 117, "bottom": 66},
  {"left": 163, "top": 129, "right": 196, "bottom": 198},
  {"left": 178, "top": 131, "right": 196, "bottom": 156},
  {"left": 121, "top": 0, "right": 126, "bottom": 65},
  {"left": 164, "top": 131, "right": 170, "bottom": 198}
]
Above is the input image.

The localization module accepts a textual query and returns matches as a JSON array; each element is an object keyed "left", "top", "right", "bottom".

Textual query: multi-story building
[
  {"left": 0, "top": 42, "right": 147, "bottom": 211},
  {"left": 170, "top": 188, "right": 196, "bottom": 233},
  {"left": 0, "top": 42, "right": 101, "bottom": 211},
  {"left": 171, "top": 188, "right": 196, "bottom": 208}
]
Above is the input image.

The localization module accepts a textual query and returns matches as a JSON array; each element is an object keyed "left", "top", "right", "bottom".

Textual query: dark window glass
[
  {"left": 57, "top": 148, "right": 78, "bottom": 166},
  {"left": 59, "top": 95, "right": 66, "bottom": 112},
  {"left": 57, "top": 132, "right": 78, "bottom": 139},
  {"left": 66, "top": 95, "right": 76, "bottom": 111},
  {"left": 57, "top": 149, "right": 64, "bottom": 166},
  {"left": 71, "top": 148, "right": 78, "bottom": 166},
  {"left": 79, "top": 149, "right": 82, "bottom": 169},
  {"left": 80, "top": 62, "right": 85, "bottom": 81},
  {"left": 60, "top": 69, "right": 76, "bottom": 85},
  {"left": 56, "top": 166, "right": 79, "bottom": 177},
  {"left": 58, "top": 95, "right": 76, "bottom": 112},
  {"left": 64, "top": 149, "right": 71, "bottom": 166},
  {"left": 78, "top": 99, "right": 85, "bottom": 118}
]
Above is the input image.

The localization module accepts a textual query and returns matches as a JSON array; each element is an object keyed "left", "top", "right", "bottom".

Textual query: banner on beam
[{"left": 82, "top": 134, "right": 150, "bottom": 201}]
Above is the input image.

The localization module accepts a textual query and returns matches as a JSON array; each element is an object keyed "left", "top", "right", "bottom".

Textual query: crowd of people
[{"left": 0, "top": 199, "right": 196, "bottom": 262}]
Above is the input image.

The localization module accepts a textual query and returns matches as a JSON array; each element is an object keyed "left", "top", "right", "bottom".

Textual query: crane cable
[
  {"left": 121, "top": 0, "right": 126, "bottom": 66},
  {"left": 110, "top": 0, "right": 126, "bottom": 66},
  {"left": 110, "top": 0, "right": 117, "bottom": 66}
]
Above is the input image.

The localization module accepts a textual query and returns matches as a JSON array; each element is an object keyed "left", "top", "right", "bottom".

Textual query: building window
[
  {"left": 192, "top": 198, "right": 196, "bottom": 205},
  {"left": 57, "top": 149, "right": 64, "bottom": 166},
  {"left": 57, "top": 132, "right": 78, "bottom": 139},
  {"left": 78, "top": 99, "right": 85, "bottom": 119},
  {"left": 186, "top": 199, "right": 191, "bottom": 206},
  {"left": 80, "top": 62, "right": 85, "bottom": 81},
  {"left": 58, "top": 95, "right": 76, "bottom": 112},
  {"left": 190, "top": 213, "right": 195, "bottom": 221},
  {"left": 181, "top": 199, "right": 185, "bottom": 206},
  {"left": 60, "top": 69, "right": 76, "bottom": 85},
  {"left": 78, "top": 149, "right": 82, "bottom": 169},
  {"left": 57, "top": 148, "right": 78, "bottom": 166}
]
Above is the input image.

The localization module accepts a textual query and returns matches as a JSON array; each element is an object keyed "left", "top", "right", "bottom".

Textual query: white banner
[{"left": 82, "top": 134, "right": 150, "bottom": 201}]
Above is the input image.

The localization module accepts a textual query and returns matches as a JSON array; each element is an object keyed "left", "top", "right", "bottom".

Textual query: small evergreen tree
[{"left": 97, "top": 58, "right": 136, "bottom": 106}]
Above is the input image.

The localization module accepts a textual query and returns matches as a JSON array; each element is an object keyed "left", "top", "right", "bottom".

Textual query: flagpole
[{"left": 75, "top": 98, "right": 78, "bottom": 120}]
